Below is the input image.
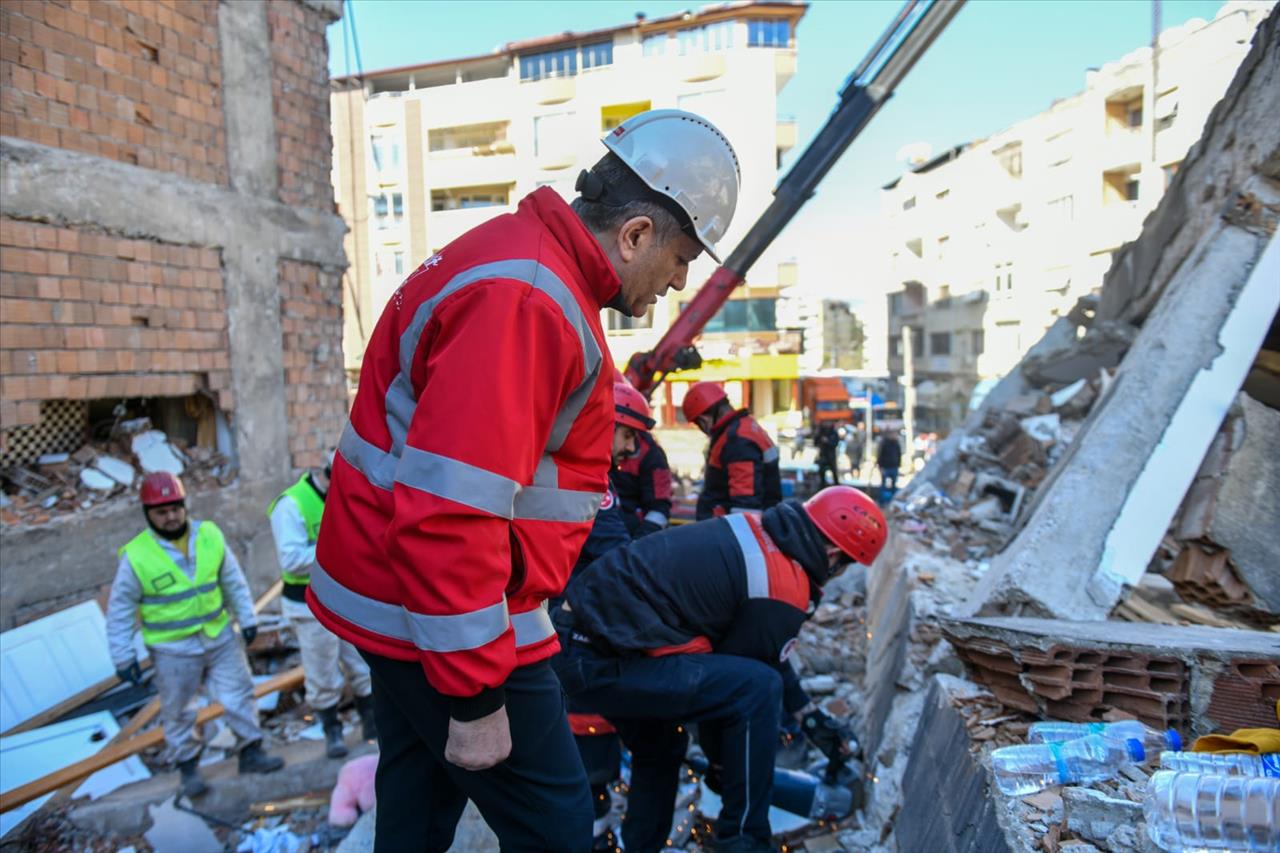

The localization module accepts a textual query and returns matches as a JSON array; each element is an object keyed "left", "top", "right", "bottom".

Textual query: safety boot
[
  {"left": 318, "top": 706, "right": 349, "bottom": 759},
  {"left": 176, "top": 756, "right": 208, "bottom": 798},
  {"left": 355, "top": 693, "right": 378, "bottom": 742},
  {"left": 237, "top": 740, "right": 285, "bottom": 774}
]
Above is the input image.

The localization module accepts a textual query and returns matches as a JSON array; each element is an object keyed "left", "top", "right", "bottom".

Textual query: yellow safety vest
[
  {"left": 267, "top": 474, "right": 324, "bottom": 586},
  {"left": 121, "top": 522, "right": 229, "bottom": 646}
]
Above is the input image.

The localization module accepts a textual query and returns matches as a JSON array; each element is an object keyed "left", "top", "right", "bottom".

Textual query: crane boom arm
[{"left": 626, "top": 0, "right": 965, "bottom": 395}]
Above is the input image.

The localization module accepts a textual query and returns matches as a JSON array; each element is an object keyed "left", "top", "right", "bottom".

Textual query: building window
[
  {"left": 912, "top": 333, "right": 924, "bottom": 358},
  {"left": 1047, "top": 195, "right": 1074, "bottom": 222},
  {"left": 428, "top": 121, "right": 507, "bottom": 152},
  {"left": 890, "top": 337, "right": 901, "bottom": 357},
  {"left": 937, "top": 236, "right": 949, "bottom": 261},
  {"left": 889, "top": 292, "right": 904, "bottom": 316},
  {"left": 642, "top": 33, "right": 667, "bottom": 57},
  {"left": 519, "top": 46, "right": 577, "bottom": 82},
  {"left": 902, "top": 196, "right": 916, "bottom": 211},
  {"left": 601, "top": 101, "right": 651, "bottom": 132},
  {"left": 936, "top": 189, "right": 950, "bottom": 201},
  {"left": 929, "top": 332, "right": 951, "bottom": 356},
  {"left": 688, "top": 298, "right": 777, "bottom": 333},
  {"left": 1127, "top": 103, "right": 1143, "bottom": 128},
  {"left": 533, "top": 112, "right": 574, "bottom": 156},
  {"left": 582, "top": 40, "right": 613, "bottom": 71},
  {"left": 430, "top": 185, "right": 510, "bottom": 211},
  {"left": 678, "top": 20, "right": 735, "bottom": 54},
  {"left": 607, "top": 305, "right": 654, "bottom": 331},
  {"left": 370, "top": 134, "right": 400, "bottom": 172},
  {"left": 372, "top": 192, "right": 403, "bottom": 228},
  {"left": 971, "top": 329, "right": 984, "bottom": 355},
  {"left": 995, "top": 143, "right": 1022, "bottom": 178},
  {"left": 994, "top": 262, "right": 1013, "bottom": 292},
  {"left": 1162, "top": 162, "right": 1180, "bottom": 189},
  {"left": 747, "top": 18, "right": 790, "bottom": 48},
  {"left": 1125, "top": 178, "right": 1140, "bottom": 201},
  {"left": 393, "top": 251, "right": 404, "bottom": 275}
]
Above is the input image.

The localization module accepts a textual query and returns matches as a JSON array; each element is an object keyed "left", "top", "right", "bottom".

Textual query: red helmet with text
[
  {"left": 614, "top": 382, "right": 655, "bottom": 432},
  {"left": 682, "top": 381, "right": 727, "bottom": 423},
  {"left": 140, "top": 472, "right": 186, "bottom": 507},
  {"left": 803, "top": 486, "right": 887, "bottom": 566}
]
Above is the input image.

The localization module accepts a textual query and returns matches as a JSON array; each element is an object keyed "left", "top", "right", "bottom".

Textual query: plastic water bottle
[
  {"left": 991, "top": 734, "right": 1144, "bottom": 796},
  {"left": 1028, "top": 719, "right": 1182, "bottom": 756},
  {"left": 1144, "top": 770, "right": 1280, "bottom": 851},
  {"left": 1159, "top": 751, "right": 1280, "bottom": 778}
]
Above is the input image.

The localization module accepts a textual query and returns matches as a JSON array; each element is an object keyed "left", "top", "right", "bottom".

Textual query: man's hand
[
  {"left": 241, "top": 625, "right": 258, "bottom": 646},
  {"left": 116, "top": 660, "right": 142, "bottom": 686},
  {"left": 444, "top": 706, "right": 512, "bottom": 771}
]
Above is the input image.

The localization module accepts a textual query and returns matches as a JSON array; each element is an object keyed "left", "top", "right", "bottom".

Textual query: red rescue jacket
[
  {"left": 695, "top": 409, "right": 782, "bottom": 520},
  {"left": 309, "top": 189, "right": 618, "bottom": 718}
]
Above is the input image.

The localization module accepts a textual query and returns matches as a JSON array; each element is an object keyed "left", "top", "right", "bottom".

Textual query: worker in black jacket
[
  {"left": 684, "top": 381, "right": 782, "bottom": 520},
  {"left": 554, "top": 486, "right": 887, "bottom": 853},
  {"left": 612, "top": 429, "right": 674, "bottom": 536}
]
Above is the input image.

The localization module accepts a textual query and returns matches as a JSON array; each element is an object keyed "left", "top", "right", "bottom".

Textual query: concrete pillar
[
  {"left": 902, "top": 325, "right": 916, "bottom": 460},
  {"left": 404, "top": 99, "right": 429, "bottom": 267}
]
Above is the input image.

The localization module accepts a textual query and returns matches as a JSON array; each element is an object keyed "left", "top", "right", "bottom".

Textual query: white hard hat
[{"left": 602, "top": 109, "right": 740, "bottom": 263}]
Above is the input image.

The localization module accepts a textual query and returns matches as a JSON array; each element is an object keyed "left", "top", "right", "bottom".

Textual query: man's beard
[{"left": 146, "top": 513, "right": 189, "bottom": 541}]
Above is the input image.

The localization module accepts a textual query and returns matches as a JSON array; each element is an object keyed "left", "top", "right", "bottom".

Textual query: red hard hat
[
  {"left": 614, "top": 382, "right": 655, "bottom": 431},
  {"left": 140, "top": 472, "right": 186, "bottom": 506},
  {"left": 803, "top": 486, "right": 887, "bottom": 566},
  {"left": 682, "top": 381, "right": 727, "bottom": 423}
]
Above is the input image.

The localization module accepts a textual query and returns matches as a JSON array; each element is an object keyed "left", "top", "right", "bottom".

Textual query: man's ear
[{"left": 616, "top": 215, "right": 655, "bottom": 262}]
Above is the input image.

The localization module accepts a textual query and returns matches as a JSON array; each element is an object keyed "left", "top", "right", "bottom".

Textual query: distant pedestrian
[
  {"left": 845, "top": 425, "right": 865, "bottom": 480},
  {"left": 815, "top": 423, "right": 840, "bottom": 486},
  {"left": 108, "top": 473, "right": 284, "bottom": 799},
  {"left": 876, "top": 430, "right": 902, "bottom": 505}
]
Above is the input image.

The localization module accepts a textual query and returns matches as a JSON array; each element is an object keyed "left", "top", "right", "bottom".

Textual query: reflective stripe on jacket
[
  {"left": 268, "top": 474, "right": 324, "bottom": 586},
  {"left": 121, "top": 522, "right": 229, "bottom": 645},
  {"left": 309, "top": 188, "right": 619, "bottom": 705}
]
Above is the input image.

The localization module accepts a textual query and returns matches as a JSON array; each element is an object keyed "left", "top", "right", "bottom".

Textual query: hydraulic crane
[{"left": 625, "top": 0, "right": 966, "bottom": 396}]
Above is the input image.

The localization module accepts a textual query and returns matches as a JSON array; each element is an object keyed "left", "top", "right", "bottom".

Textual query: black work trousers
[
  {"left": 360, "top": 651, "right": 594, "bottom": 853},
  {"left": 552, "top": 641, "right": 783, "bottom": 852}
]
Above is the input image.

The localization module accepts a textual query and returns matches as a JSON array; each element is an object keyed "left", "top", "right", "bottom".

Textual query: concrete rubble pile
[
  {"left": 813, "top": 9, "right": 1280, "bottom": 853},
  {"left": 0, "top": 416, "right": 233, "bottom": 527}
]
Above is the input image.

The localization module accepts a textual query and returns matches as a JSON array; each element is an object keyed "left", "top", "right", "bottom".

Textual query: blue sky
[{"left": 328, "top": 0, "right": 1227, "bottom": 302}]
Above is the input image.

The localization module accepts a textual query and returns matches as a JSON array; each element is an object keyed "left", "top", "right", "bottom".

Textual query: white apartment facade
[
  {"left": 331, "top": 2, "right": 809, "bottom": 423},
  {"left": 879, "top": 1, "right": 1272, "bottom": 431}
]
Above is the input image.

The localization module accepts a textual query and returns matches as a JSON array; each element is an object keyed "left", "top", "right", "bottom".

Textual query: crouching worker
[
  {"left": 268, "top": 451, "right": 376, "bottom": 759},
  {"left": 108, "top": 473, "right": 284, "bottom": 798},
  {"left": 553, "top": 486, "right": 886, "bottom": 852}
]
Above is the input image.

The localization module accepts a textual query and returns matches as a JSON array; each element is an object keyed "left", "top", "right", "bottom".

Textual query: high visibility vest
[
  {"left": 121, "top": 522, "right": 229, "bottom": 646},
  {"left": 267, "top": 474, "right": 324, "bottom": 586}
]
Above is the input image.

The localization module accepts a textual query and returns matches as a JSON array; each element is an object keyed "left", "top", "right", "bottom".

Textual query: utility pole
[{"left": 902, "top": 325, "right": 916, "bottom": 469}]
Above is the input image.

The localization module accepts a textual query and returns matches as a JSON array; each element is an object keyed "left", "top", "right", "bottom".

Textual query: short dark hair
[{"left": 571, "top": 152, "right": 687, "bottom": 245}]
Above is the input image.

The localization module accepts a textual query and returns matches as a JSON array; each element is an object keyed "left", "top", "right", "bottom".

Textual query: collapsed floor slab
[{"left": 941, "top": 616, "right": 1280, "bottom": 736}]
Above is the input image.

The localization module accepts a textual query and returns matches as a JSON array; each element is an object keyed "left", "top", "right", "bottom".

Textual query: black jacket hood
[{"left": 761, "top": 499, "right": 829, "bottom": 594}]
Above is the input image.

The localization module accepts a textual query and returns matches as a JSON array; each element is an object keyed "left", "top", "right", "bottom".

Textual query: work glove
[
  {"left": 116, "top": 661, "right": 142, "bottom": 686},
  {"left": 801, "top": 708, "right": 848, "bottom": 762},
  {"left": 242, "top": 625, "right": 258, "bottom": 646}
]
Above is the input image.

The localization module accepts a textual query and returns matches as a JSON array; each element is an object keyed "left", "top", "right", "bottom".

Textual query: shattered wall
[{"left": 0, "top": 0, "right": 348, "bottom": 628}]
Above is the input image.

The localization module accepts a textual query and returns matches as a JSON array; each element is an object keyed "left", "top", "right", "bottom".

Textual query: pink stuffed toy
[{"left": 329, "top": 753, "right": 378, "bottom": 826}]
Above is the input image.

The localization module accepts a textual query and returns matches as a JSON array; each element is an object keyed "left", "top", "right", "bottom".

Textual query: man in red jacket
[
  {"left": 685, "top": 381, "right": 783, "bottom": 520},
  {"left": 310, "top": 110, "right": 740, "bottom": 852}
]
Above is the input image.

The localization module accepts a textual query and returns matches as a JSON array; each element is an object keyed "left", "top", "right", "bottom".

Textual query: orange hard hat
[
  {"left": 682, "top": 381, "right": 727, "bottom": 423},
  {"left": 614, "top": 382, "right": 655, "bottom": 431},
  {"left": 140, "top": 472, "right": 186, "bottom": 507},
  {"left": 803, "top": 486, "right": 886, "bottom": 566}
]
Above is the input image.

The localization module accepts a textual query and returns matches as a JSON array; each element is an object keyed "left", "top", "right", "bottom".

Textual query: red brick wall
[
  {"left": 268, "top": 0, "right": 333, "bottom": 210},
  {"left": 0, "top": 219, "right": 231, "bottom": 429},
  {"left": 279, "top": 259, "right": 346, "bottom": 470},
  {"left": 0, "top": 0, "right": 227, "bottom": 183}
]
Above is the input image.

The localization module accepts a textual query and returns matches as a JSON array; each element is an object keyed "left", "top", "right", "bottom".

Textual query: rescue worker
[
  {"left": 267, "top": 451, "right": 375, "bottom": 759},
  {"left": 108, "top": 472, "right": 284, "bottom": 799},
  {"left": 815, "top": 422, "right": 840, "bottom": 486},
  {"left": 610, "top": 371, "right": 674, "bottom": 537},
  {"left": 309, "top": 109, "right": 741, "bottom": 852},
  {"left": 684, "top": 381, "right": 782, "bottom": 520},
  {"left": 876, "top": 428, "right": 903, "bottom": 505},
  {"left": 564, "top": 382, "right": 655, "bottom": 848},
  {"left": 554, "top": 486, "right": 887, "bottom": 852}
]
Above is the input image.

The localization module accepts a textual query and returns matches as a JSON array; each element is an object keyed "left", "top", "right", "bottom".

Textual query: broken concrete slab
[
  {"left": 896, "top": 675, "right": 1012, "bottom": 853},
  {"left": 860, "top": 534, "right": 913, "bottom": 761},
  {"left": 68, "top": 737, "right": 374, "bottom": 837},
  {"left": 1062, "top": 786, "right": 1143, "bottom": 848},
  {"left": 963, "top": 183, "right": 1280, "bottom": 621},
  {"left": 1021, "top": 321, "right": 1135, "bottom": 387},
  {"left": 941, "top": 616, "right": 1280, "bottom": 736}
]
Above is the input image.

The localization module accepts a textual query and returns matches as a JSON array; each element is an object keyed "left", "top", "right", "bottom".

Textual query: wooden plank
[
  {"left": 253, "top": 580, "right": 284, "bottom": 615},
  {"left": 0, "top": 666, "right": 303, "bottom": 813}
]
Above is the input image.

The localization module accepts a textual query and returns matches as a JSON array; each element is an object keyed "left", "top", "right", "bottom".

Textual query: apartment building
[
  {"left": 330, "top": 1, "right": 808, "bottom": 424},
  {"left": 880, "top": 1, "right": 1271, "bottom": 431}
]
